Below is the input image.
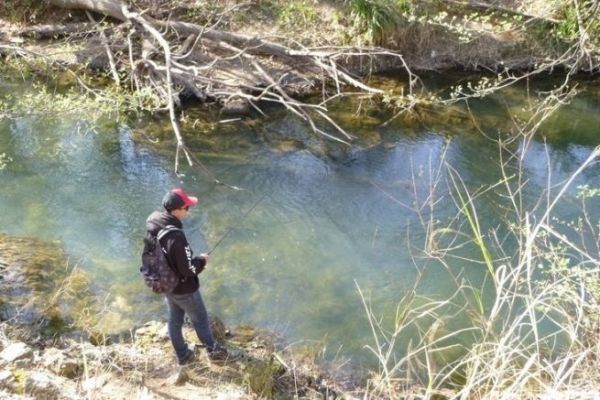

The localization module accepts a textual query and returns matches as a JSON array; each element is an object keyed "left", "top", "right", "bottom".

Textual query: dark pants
[{"left": 165, "top": 290, "right": 216, "bottom": 362}]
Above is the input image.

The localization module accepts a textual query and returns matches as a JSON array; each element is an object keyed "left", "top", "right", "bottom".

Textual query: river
[{"left": 0, "top": 74, "right": 599, "bottom": 368}]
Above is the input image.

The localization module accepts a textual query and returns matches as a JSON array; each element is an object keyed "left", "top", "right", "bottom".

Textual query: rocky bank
[{"left": 0, "top": 233, "right": 359, "bottom": 399}]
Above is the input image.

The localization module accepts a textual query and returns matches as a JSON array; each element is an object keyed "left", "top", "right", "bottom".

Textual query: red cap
[
  {"left": 162, "top": 188, "right": 199, "bottom": 211},
  {"left": 171, "top": 188, "right": 198, "bottom": 207}
]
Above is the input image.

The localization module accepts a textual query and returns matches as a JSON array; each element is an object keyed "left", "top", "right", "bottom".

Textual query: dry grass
[{"left": 358, "top": 80, "right": 600, "bottom": 399}]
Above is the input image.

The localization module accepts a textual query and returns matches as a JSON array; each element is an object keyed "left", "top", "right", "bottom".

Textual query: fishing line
[
  {"left": 180, "top": 143, "right": 245, "bottom": 191},
  {"left": 207, "top": 192, "right": 268, "bottom": 255}
]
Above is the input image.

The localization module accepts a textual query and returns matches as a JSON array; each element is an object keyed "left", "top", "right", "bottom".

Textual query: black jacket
[{"left": 144, "top": 211, "right": 206, "bottom": 294}]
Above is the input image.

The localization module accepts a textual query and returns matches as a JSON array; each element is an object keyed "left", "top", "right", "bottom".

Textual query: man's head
[{"left": 162, "top": 188, "right": 198, "bottom": 218}]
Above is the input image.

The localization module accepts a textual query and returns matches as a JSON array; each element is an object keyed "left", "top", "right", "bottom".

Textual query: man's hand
[
  {"left": 191, "top": 253, "right": 209, "bottom": 274},
  {"left": 199, "top": 253, "right": 209, "bottom": 266}
]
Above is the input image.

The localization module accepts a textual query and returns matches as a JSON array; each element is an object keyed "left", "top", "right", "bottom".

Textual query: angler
[{"left": 142, "top": 188, "right": 228, "bottom": 365}]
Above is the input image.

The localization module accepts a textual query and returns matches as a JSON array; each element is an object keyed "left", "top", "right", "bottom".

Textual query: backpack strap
[
  {"left": 156, "top": 225, "right": 184, "bottom": 280},
  {"left": 157, "top": 225, "right": 181, "bottom": 242}
]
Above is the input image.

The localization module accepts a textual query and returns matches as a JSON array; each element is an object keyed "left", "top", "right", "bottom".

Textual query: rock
[
  {"left": 0, "top": 370, "right": 16, "bottom": 391},
  {"left": 81, "top": 373, "right": 110, "bottom": 393},
  {"left": 0, "top": 342, "right": 33, "bottom": 364},
  {"left": 59, "top": 359, "right": 81, "bottom": 379},
  {"left": 209, "top": 314, "right": 227, "bottom": 343},
  {"left": 233, "top": 325, "right": 257, "bottom": 343},
  {"left": 221, "top": 98, "right": 250, "bottom": 116},
  {"left": 0, "top": 390, "right": 30, "bottom": 400},
  {"left": 169, "top": 368, "right": 189, "bottom": 386},
  {"left": 134, "top": 321, "right": 168, "bottom": 345},
  {"left": 42, "top": 348, "right": 81, "bottom": 379},
  {"left": 13, "top": 358, "right": 33, "bottom": 369},
  {"left": 24, "top": 371, "right": 60, "bottom": 400}
]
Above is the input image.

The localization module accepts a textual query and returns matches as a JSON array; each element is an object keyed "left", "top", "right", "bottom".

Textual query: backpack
[{"left": 140, "top": 225, "right": 182, "bottom": 294}]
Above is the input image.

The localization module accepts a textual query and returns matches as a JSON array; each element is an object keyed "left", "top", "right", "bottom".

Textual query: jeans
[{"left": 165, "top": 290, "right": 216, "bottom": 362}]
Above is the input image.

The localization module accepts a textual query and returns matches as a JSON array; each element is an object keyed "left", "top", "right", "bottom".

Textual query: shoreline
[
  {"left": 0, "top": 231, "right": 363, "bottom": 398},
  {"left": 0, "top": 317, "right": 360, "bottom": 399},
  {"left": 1, "top": 0, "right": 597, "bottom": 117}
]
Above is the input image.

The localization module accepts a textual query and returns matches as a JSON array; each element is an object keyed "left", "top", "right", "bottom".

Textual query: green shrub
[
  {"left": 2, "top": 0, "right": 47, "bottom": 23},
  {"left": 278, "top": 1, "right": 318, "bottom": 30},
  {"left": 348, "top": 0, "right": 410, "bottom": 43},
  {"left": 554, "top": 0, "right": 600, "bottom": 47}
]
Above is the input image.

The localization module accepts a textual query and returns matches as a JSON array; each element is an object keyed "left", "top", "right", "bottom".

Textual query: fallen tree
[
  {"left": 2, "top": 0, "right": 597, "bottom": 176},
  {"left": 44, "top": 1, "right": 416, "bottom": 136},
  {"left": 4, "top": 0, "right": 415, "bottom": 178}
]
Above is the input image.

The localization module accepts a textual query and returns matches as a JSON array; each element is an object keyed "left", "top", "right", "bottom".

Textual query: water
[{"left": 1, "top": 76, "right": 599, "bottom": 367}]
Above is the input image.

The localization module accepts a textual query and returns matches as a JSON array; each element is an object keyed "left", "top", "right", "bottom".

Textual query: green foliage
[
  {"left": 243, "top": 358, "right": 284, "bottom": 399},
  {"left": 0, "top": 84, "right": 109, "bottom": 122},
  {"left": 0, "top": 74, "right": 162, "bottom": 122},
  {"left": 555, "top": 3, "right": 580, "bottom": 41},
  {"left": 12, "top": 369, "right": 27, "bottom": 394},
  {"left": 349, "top": 0, "right": 409, "bottom": 42},
  {"left": 576, "top": 184, "right": 600, "bottom": 199},
  {"left": 2, "top": 0, "right": 47, "bottom": 23},
  {"left": 278, "top": 1, "right": 318, "bottom": 29},
  {"left": 553, "top": 0, "right": 600, "bottom": 47}
]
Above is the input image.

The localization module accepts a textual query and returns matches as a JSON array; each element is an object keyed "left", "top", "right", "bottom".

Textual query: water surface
[{"left": 1, "top": 76, "right": 599, "bottom": 366}]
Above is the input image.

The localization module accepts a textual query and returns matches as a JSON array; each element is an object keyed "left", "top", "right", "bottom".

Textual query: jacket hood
[{"left": 146, "top": 211, "right": 183, "bottom": 235}]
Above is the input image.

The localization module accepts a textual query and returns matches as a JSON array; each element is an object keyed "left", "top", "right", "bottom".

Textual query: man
[{"left": 144, "top": 188, "right": 227, "bottom": 365}]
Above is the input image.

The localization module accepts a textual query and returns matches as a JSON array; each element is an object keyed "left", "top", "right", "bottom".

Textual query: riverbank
[
  {"left": 4, "top": 0, "right": 597, "bottom": 73},
  {"left": 1, "top": 76, "right": 600, "bottom": 399},
  {"left": 0, "top": 232, "right": 359, "bottom": 399},
  {"left": 2, "top": 3, "right": 600, "bottom": 397},
  {"left": 1, "top": 0, "right": 597, "bottom": 117},
  {"left": 0, "top": 319, "right": 359, "bottom": 399}
]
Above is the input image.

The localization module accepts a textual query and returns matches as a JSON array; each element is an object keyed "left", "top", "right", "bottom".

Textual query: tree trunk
[
  {"left": 47, "top": 0, "right": 127, "bottom": 21},
  {"left": 39, "top": 0, "right": 397, "bottom": 147}
]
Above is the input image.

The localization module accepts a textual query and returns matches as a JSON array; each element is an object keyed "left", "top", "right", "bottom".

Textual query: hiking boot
[
  {"left": 208, "top": 345, "right": 229, "bottom": 363},
  {"left": 178, "top": 348, "right": 195, "bottom": 365}
]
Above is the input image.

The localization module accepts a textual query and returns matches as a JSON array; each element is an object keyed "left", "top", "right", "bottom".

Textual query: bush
[{"left": 348, "top": 0, "right": 410, "bottom": 43}]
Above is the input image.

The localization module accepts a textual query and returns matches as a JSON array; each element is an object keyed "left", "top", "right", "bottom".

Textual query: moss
[
  {"left": 12, "top": 369, "right": 28, "bottom": 395},
  {"left": 230, "top": 325, "right": 257, "bottom": 344},
  {"left": 2, "top": 0, "right": 49, "bottom": 24},
  {"left": 242, "top": 357, "right": 285, "bottom": 399},
  {"left": 0, "top": 233, "right": 100, "bottom": 337}
]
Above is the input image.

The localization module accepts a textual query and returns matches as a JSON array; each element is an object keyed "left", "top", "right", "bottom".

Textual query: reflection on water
[{"left": 1, "top": 77, "right": 599, "bottom": 366}]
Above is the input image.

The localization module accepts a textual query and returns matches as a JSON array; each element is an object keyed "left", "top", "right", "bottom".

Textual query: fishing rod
[
  {"left": 207, "top": 193, "right": 268, "bottom": 255},
  {"left": 183, "top": 143, "right": 244, "bottom": 191}
]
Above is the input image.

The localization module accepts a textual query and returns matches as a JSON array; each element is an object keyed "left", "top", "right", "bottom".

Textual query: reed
[{"left": 359, "top": 83, "right": 600, "bottom": 399}]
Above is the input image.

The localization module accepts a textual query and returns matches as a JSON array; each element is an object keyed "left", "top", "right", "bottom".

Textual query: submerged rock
[
  {"left": 272, "top": 139, "right": 304, "bottom": 154},
  {"left": 0, "top": 233, "right": 95, "bottom": 336},
  {"left": 221, "top": 98, "right": 251, "bottom": 116},
  {"left": 0, "top": 234, "right": 66, "bottom": 321}
]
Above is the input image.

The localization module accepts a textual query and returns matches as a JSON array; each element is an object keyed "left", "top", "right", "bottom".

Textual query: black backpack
[{"left": 140, "top": 225, "right": 182, "bottom": 294}]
